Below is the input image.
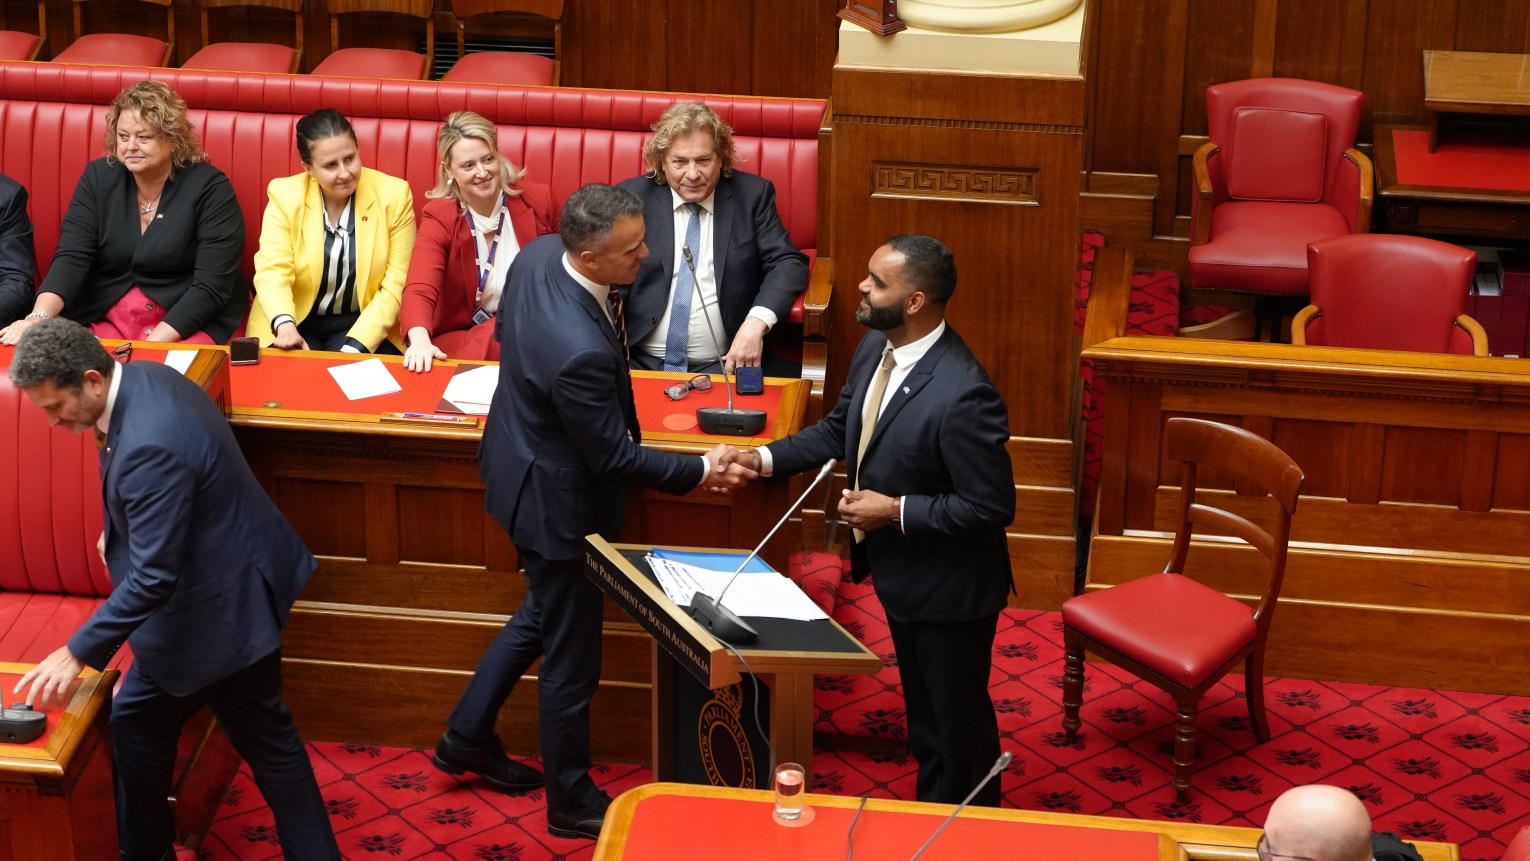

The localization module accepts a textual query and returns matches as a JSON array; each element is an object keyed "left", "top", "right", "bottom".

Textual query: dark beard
[{"left": 856, "top": 301, "right": 904, "bottom": 331}]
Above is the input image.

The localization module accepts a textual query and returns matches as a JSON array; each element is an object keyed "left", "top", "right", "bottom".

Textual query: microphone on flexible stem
[
  {"left": 906, "top": 751, "right": 1013, "bottom": 861},
  {"left": 683, "top": 245, "right": 766, "bottom": 436},
  {"left": 690, "top": 459, "right": 836, "bottom": 644}
]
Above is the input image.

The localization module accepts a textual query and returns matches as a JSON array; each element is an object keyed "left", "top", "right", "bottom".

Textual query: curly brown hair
[
  {"left": 103, "top": 81, "right": 207, "bottom": 169},
  {"left": 640, "top": 101, "right": 736, "bottom": 185}
]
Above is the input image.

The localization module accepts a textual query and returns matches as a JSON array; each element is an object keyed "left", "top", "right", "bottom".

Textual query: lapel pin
[
  {"left": 361, "top": 215, "right": 369, "bottom": 221},
  {"left": 903, "top": 386, "right": 910, "bottom": 394}
]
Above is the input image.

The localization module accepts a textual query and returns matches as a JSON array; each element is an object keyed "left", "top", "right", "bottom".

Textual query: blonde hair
[
  {"left": 640, "top": 101, "right": 736, "bottom": 184},
  {"left": 103, "top": 81, "right": 207, "bottom": 169},
  {"left": 428, "top": 111, "right": 526, "bottom": 200}
]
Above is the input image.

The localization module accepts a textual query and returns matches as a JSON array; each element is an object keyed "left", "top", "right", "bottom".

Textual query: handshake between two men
[{"left": 695, "top": 444, "right": 898, "bottom": 537}]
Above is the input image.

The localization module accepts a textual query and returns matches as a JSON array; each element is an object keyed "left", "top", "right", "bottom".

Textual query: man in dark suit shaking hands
[
  {"left": 10, "top": 319, "right": 338, "bottom": 861},
  {"left": 751, "top": 235, "right": 1014, "bottom": 806},
  {"left": 436, "top": 183, "right": 755, "bottom": 840}
]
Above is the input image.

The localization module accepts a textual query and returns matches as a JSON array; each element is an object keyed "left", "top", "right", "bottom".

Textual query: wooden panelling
[
  {"left": 1083, "top": 334, "right": 1530, "bottom": 695},
  {"left": 1085, "top": 0, "right": 1530, "bottom": 277}
]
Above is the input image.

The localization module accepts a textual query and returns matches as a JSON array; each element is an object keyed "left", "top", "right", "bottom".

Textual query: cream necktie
[{"left": 852, "top": 345, "right": 896, "bottom": 542}]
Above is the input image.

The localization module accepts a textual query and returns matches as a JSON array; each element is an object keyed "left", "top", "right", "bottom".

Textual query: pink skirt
[{"left": 87, "top": 286, "right": 216, "bottom": 344}]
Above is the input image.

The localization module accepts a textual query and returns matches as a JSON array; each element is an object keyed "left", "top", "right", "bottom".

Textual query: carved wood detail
[{"left": 872, "top": 161, "right": 1040, "bottom": 204}]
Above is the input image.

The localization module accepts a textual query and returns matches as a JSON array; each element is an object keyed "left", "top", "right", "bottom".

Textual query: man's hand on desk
[
  {"left": 701, "top": 444, "right": 758, "bottom": 494},
  {"left": 14, "top": 645, "right": 85, "bottom": 710},
  {"left": 721, "top": 318, "right": 768, "bottom": 374}
]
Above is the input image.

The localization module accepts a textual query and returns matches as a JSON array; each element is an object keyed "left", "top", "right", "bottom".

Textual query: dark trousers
[
  {"left": 447, "top": 549, "right": 605, "bottom": 812},
  {"left": 112, "top": 649, "right": 338, "bottom": 861},
  {"left": 885, "top": 611, "right": 1003, "bottom": 807},
  {"left": 630, "top": 350, "right": 723, "bottom": 375}
]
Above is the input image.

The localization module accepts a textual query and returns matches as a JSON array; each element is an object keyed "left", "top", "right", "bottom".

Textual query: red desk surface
[
  {"left": 1393, "top": 128, "right": 1530, "bottom": 192},
  {"left": 228, "top": 351, "right": 797, "bottom": 445},
  {"left": 614, "top": 793, "right": 1160, "bottom": 861}
]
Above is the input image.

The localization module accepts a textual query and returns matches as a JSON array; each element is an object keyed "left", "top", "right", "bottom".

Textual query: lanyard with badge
[{"left": 468, "top": 193, "right": 508, "bottom": 326}]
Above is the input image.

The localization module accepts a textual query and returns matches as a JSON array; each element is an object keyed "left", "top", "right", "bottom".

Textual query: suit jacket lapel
[
  {"left": 298, "top": 179, "right": 327, "bottom": 303},
  {"left": 712, "top": 179, "right": 735, "bottom": 276},
  {"left": 507, "top": 193, "right": 538, "bottom": 246},
  {"left": 861, "top": 329, "right": 956, "bottom": 463},
  {"left": 646, "top": 184, "right": 676, "bottom": 290},
  {"left": 353, "top": 171, "right": 377, "bottom": 299}
]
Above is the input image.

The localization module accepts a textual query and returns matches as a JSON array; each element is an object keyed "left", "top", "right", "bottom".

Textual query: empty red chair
[
  {"left": 1187, "top": 78, "right": 1373, "bottom": 339},
  {"left": 311, "top": 0, "right": 432, "bottom": 81},
  {"left": 441, "top": 0, "right": 559, "bottom": 86},
  {"left": 182, "top": 0, "right": 304, "bottom": 75},
  {"left": 1294, "top": 234, "right": 1488, "bottom": 356},
  {"left": 1061, "top": 417, "right": 1304, "bottom": 799},
  {"left": 0, "top": 2, "right": 45, "bottom": 61},
  {"left": 52, "top": 0, "right": 173, "bottom": 67}
]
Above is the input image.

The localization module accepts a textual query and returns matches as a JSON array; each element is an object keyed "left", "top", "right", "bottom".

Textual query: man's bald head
[{"left": 1264, "top": 785, "right": 1373, "bottom": 861}]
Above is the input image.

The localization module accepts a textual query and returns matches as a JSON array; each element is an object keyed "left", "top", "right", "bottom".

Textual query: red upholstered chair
[
  {"left": 441, "top": 0, "right": 559, "bottom": 87},
  {"left": 1186, "top": 78, "right": 1373, "bottom": 340},
  {"left": 182, "top": 0, "right": 304, "bottom": 75},
  {"left": 0, "top": 2, "right": 45, "bottom": 61},
  {"left": 311, "top": 0, "right": 433, "bottom": 81},
  {"left": 52, "top": 0, "right": 173, "bottom": 67},
  {"left": 1503, "top": 825, "right": 1530, "bottom": 861},
  {"left": 1061, "top": 417, "right": 1304, "bottom": 799},
  {"left": 1293, "top": 234, "right": 1488, "bottom": 356}
]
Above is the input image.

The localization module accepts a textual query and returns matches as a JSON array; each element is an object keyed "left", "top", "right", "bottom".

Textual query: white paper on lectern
[
  {"left": 442, "top": 364, "right": 498, "bottom": 415},
  {"left": 327, "top": 357, "right": 403, "bottom": 400},
  {"left": 646, "top": 555, "right": 827, "bottom": 622},
  {"left": 162, "top": 350, "right": 197, "bottom": 375}
]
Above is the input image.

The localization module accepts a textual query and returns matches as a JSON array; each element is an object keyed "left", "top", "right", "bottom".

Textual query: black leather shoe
[
  {"left": 547, "top": 791, "right": 613, "bottom": 840},
  {"left": 431, "top": 732, "right": 543, "bottom": 792}
]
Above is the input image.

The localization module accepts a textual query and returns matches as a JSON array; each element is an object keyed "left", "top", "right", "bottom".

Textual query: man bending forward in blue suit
[{"left": 11, "top": 319, "right": 338, "bottom": 861}]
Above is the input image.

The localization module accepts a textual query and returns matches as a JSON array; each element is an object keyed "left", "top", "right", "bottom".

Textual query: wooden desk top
[
  {"left": 225, "top": 348, "right": 810, "bottom": 452},
  {"left": 1424, "top": 51, "right": 1530, "bottom": 116},
  {"left": 0, "top": 665, "right": 117, "bottom": 780},
  {"left": 594, "top": 783, "right": 1459, "bottom": 861}
]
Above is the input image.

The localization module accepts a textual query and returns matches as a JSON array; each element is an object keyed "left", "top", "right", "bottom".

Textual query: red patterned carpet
[{"left": 187, "top": 610, "right": 1529, "bottom": 861}]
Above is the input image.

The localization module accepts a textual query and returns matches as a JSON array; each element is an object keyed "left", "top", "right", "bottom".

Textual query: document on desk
[
  {"left": 161, "top": 349, "right": 197, "bottom": 375},
  {"left": 327, "top": 357, "right": 403, "bottom": 400},
  {"left": 646, "top": 554, "right": 827, "bottom": 622},
  {"left": 440, "top": 364, "right": 497, "bottom": 415}
]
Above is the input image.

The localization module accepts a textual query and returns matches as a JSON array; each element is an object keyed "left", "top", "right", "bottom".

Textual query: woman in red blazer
[{"left": 401, "top": 111, "right": 558, "bottom": 372}]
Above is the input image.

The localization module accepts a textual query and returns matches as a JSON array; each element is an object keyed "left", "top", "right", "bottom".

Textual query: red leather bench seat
[{"left": 0, "top": 62, "right": 825, "bottom": 324}]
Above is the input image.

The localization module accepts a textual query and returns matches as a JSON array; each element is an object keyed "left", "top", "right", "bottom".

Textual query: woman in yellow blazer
[{"left": 249, "top": 109, "right": 416, "bottom": 353}]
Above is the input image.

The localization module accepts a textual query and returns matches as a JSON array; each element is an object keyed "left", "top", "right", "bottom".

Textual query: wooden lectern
[{"left": 583, "top": 537, "right": 879, "bottom": 788}]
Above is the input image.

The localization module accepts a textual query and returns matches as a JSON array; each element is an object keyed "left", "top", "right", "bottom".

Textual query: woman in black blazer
[{"left": 0, "top": 81, "right": 246, "bottom": 346}]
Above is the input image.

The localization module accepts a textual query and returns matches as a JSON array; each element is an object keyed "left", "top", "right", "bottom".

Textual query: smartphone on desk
[
  {"left": 230, "top": 336, "right": 260, "bottom": 365},
  {"left": 735, "top": 365, "right": 764, "bottom": 396}
]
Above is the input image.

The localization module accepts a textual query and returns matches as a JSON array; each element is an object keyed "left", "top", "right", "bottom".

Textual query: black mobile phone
[
  {"left": 230, "top": 336, "right": 260, "bottom": 365},
  {"left": 735, "top": 365, "right": 764, "bottom": 395}
]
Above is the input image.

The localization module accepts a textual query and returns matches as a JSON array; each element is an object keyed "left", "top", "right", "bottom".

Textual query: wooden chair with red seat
[
  {"left": 442, "top": 0, "right": 559, "bottom": 86},
  {"left": 0, "top": 2, "right": 46, "bottom": 61},
  {"left": 311, "top": 0, "right": 433, "bottom": 81},
  {"left": 1184, "top": 78, "right": 1373, "bottom": 341},
  {"left": 182, "top": 0, "right": 304, "bottom": 75},
  {"left": 52, "top": 0, "right": 174, "bottom": 67},
  {"left": 1061, "top": 417, "right": 1305, "bottom": 799},
  {"left": 1292, "top": 234, "right": 1489, "bottom": 356}
]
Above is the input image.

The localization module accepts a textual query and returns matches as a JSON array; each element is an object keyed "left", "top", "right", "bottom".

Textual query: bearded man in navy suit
[
  {"left": 751, "top": 235, "right": 1015, "bottom": 807},
  {"left": 11, "top": 319, "right": 337, "bottom": 861}
]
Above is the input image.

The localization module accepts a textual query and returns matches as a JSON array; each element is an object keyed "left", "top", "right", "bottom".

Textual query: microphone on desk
[
  {"left": 683, "top": 245, "right": 767, "bottom": 436},
  {"left": 906, "top": 751, "right": 1014, "bottom": 861},
  {"left": 690, "top": 459, "right": 836, "bottom": 644}
]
